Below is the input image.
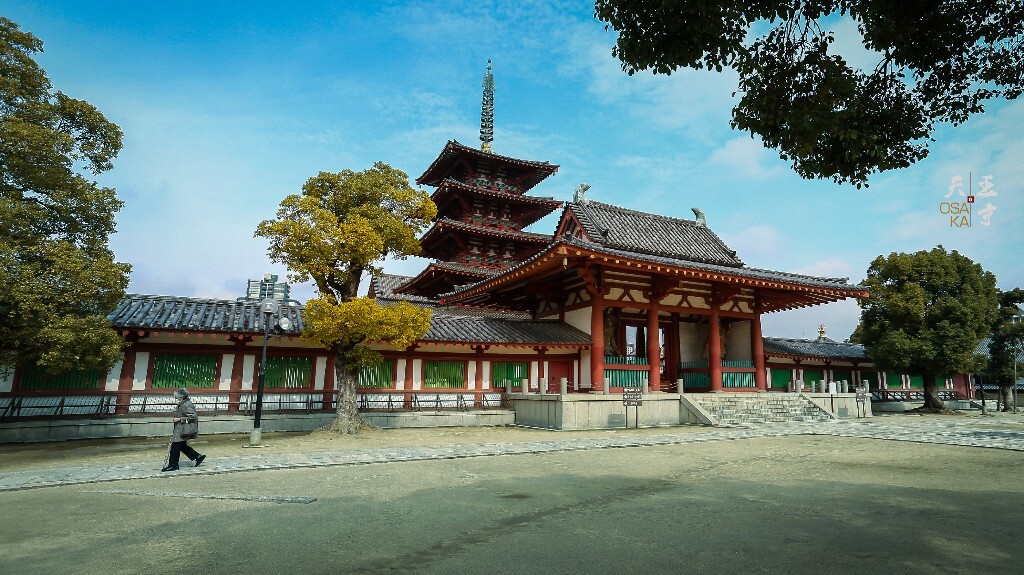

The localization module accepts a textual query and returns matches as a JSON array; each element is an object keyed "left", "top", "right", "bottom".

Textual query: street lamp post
[{"left": 248, "top": 298, "right": 292, "bottom": 447}]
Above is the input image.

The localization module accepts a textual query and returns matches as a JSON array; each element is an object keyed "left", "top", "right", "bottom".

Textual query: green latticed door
[
  {"left": 885, "top": 372, "right": 903, "bottom": 389},
  {"left": 423, "top": 361, "right": 465, "bottom": 389},
  {"left": 19, "top": 365, "right": 103, "bottom": 390},
  {"left": 802, "top": 369, "right": 824, "bottom": 387},
  {"left": 770, "top": 368, "right": 792, "bottom": 390},
  {"left": 491, "top": 362, "right": 529, "bottom": 388},
  {"left": 266, "top": 356, "right": 313, "bottom": 388},
  {"left": 151, "top": 354, "right": 218, "bottom": 388},
  {"left": 358, "top": 360, "right": 394, "bottom": 388},
  {"left": 908, "top": 374, "right": 924, "bottom": 389}
]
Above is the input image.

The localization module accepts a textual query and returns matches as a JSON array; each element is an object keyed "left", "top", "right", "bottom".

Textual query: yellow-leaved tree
[{"left": 255, "top": 163, "right": 436, "bottom": 433}]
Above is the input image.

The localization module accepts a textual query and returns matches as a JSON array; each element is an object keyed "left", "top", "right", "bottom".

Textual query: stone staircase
[{"left": 686, "top": 393, "right": 833, "bottom": 426}]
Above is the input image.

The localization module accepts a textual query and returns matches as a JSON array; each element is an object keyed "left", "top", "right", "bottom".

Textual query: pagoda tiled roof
[
  {"left": 567, "top": 201, "right": 743, "bottom": 268},
  {"left": 372, "top": 274, "right": 528, "bottom": 319},
  {"left": 416, "top": 140, "right": 558, "bottom": 191},
  {"left": 388, "top": 263, "right": 500, "bottom": 297},
  {"left": 108, "top": 294, "right": 305, "bottom": 335},
  {"left": 422, "top": 217, "right": 553, "bottom": 244},
  {"left": 434, "top": 178, "right": 562, "bottom": 205},
  {"left": 763, "top": 336, "right": 866, "bottom": 360}
]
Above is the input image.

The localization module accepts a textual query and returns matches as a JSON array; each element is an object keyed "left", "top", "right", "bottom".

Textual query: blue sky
[{"left": 6, "top": 1, "right": 1022, "bottom": 340}]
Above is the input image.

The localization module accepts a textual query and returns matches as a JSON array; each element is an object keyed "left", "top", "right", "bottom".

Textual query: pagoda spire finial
[{"left": 480, "top": 59, "right": 494, "bottom": 153}]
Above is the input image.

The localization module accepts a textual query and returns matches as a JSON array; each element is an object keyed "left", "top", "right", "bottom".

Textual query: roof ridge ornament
[
  {"left": 691, "top": 207, "right": 706, "bottom": 227},
  {"left": 480, "top": 60, "right": 494, "bottom": 153},
  {"left": 573, "top": 183, "right": 591, "bottom": 204}
]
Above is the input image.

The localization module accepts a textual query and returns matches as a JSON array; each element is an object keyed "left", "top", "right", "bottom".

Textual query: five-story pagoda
[{"left": 394, "top": 62, "right": 562, "bottom": 300}]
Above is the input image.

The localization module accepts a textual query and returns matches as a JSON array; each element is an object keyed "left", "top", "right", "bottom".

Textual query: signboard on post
[
  {"left": 622, "top": 386, "right": 643, "bottom": 407},
  {"left": 855, "top": 386, "right": 869, "bottom": 418}
]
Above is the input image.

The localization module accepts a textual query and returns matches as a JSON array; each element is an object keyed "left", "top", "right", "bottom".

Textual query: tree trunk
[
  {"left": 922, "top": 370, "right": 946, "bottom": 410},
  {"left": 328, "top": 355, "right": 364, "bottom": 434},
  {"left": 999, "top": 385, "right": 1015, "bottom": 412}
]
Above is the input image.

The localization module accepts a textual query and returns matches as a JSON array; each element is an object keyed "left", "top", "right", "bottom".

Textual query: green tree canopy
[
  {"left": 594, "top": 1, "right": 1024, "bottom": 187},
  {"left": 854, "top": 247, "right": 998, "bottom": 409},
  {"left": 983, "top": 288, "right": 1024, "bottom": 410},
  {"left": 0, "top": 17, "right": 130, "bottom": 373},
  {"left": 255, "top": 162, "right": 436, "bottom": 433}
]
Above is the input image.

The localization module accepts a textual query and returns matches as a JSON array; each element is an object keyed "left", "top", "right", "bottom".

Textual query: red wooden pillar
[
  {"left": 669, "top": 313, "right": 680, "bottom": 387},
  {"left": 115, "top": 347, "right": 137, "bottom": 415},
  {"left": 647, "top": 301, "right": 661, "bottom": 391},
  {"left": 590, "top": 296, "right": 604, "bottom": 393},
  {"left": 709, "top": 308, "right": 723, "bottom": 392},
  {"left": 751, "top": 313, "right": 767, "bottom": 391},
  {"left": 404, "top": 345, "right": 416, "bottom": 408},
  {"left": 229, "top": 346, "right": 246, "bottom": 411},
  {"left": 323, "top": 353, "right": 336, "bottom": 410},
  {"left": 473, "top": 345, "right": 485, "bottom": 394}
]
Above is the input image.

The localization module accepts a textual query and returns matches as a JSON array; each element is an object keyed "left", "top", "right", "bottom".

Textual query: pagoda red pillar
[
  {"left": 590, "top": 296, "right": 604, "bottom": 393},
  {"left": 647, "top": 302, "right": 661, "bottom": 391},
  {"left": 751, "top": 313, "right": 767, "bottom": 391},
  {"left": 709, "top": 308, "right": 723, "bottom": 392}
]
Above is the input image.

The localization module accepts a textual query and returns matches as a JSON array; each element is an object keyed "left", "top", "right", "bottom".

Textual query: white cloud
[{"left": 708, "top": 136, "right": 786, "bottom": 179}]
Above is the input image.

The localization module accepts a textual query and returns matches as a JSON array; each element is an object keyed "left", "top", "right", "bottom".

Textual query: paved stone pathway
[{"left": 1, "top": 417, "right": 1022, "bottom": 492}]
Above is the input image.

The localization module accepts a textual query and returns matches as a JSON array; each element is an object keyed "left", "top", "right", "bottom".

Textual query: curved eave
[
  {"left": 419, "top": 219, "right": 553, "bottom": 251},
  {"left": 416, "top": 140, "right": 559, "bottom": 190},
  {"left": 440, "top": 242, "right": 869, "bottom": 310},
  {"left": 764, "top": 352, "right": 865, "bottom": 363},
  {"left": 392, "top": 263, "right": 491, "bottom": 296}
]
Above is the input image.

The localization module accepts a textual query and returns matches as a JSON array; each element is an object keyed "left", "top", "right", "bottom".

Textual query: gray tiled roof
[
  {"left": 109, "top": 293, "right": 569, "bottom": 345},
  {"left": 568, "top": 201, "right": 743, "bottom": 267},
  {"left": 763, "top": 336, "right": 866, "bottom": 360},
  {"left": 422, "top": 314, "right": 590, "bottom": 346},
  {"left": 108, "top": 294, "right": 305, "bottom": 335},
  {"left": 371, "top": 274, "right": 437, "bottom": 304}
]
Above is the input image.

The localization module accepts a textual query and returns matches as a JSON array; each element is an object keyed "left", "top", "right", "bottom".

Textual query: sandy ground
[{"left": 1, "top": 431, "right": 1021, "bottom": 575}]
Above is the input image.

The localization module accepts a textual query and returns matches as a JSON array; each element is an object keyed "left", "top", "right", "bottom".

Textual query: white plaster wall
[
  {"left": 564, "top": 307, "right": 591, "bottom": 335},
  {"left": 573, "top": 360, "right": 580, "bottom": 391},
  {"left": 530, "top": 361, "right": 539, "bottom": 391},
  {"left": 104, "top": 358, "right": 123, "bottom": 392},
  {"left": 481, "top": 361, "right": 491, "bottom": 390},
  {"left": 679, "top": 322, "right": 703, "bottom": 362},
  {"left": 412, "top": 359, "right": 422, "bottom": 390},
  {"left": 467, "top": 361, "right": 477, "bottom": 390},
  {"left": 132, "top": 351, "right": 149, "bottom": 391},
  {"left": 314, "top": 356, "right": 327, "bottom": 391},
  {"left": 241, "top": 354, "right": 256, "bottom": 390},
  {"left": 725, "top": 321, "right": 752, "bottom": 361},
  {"left": 219, "top": 354, "right": 234, "bottom": 390},
  {"left": 395, "top": 359, "right": 406, "bottom": 390},
  {"left": 579, "top": 351, "right": 592, "bottom": 388}
]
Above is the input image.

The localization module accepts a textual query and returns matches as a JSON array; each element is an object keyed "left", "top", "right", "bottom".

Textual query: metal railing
[
  {"left": 870, "top": 390, "right": 968, "bottom": 402},
  {"left": 0, "top": 389, "right": 510, "bottom": 420}
]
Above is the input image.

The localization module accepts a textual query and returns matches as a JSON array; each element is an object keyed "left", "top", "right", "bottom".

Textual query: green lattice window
[
  {"left": 358, "top": 360, "right": 394, "bottom": 388},
  {"left": 605, "top": 369, "right": 646, "bottom": 387},
  {"left": 885, "top": 372, "right": 903, "bottom": 389},
  {"left": 19, "top": 365, "right": 103, "bottom": 390},
  {"left": 491, "top": 362, "right": 529, "bottom": 387},
  {"left": 266, "top": 356, "right": 313, "bottom": 389},
  {"left": 423, "top": 361, "right": 465, "bottom": 389},
  {"left": 152, "top": 354, "right": 218, "bottom": 389},
  {"left": 909, "top": 374, "right": 925, "bottom": 389}
]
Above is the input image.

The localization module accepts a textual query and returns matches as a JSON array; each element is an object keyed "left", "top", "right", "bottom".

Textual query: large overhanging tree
[
  {"left": 594, "top": 1, "right": 1024, "bottom": 187},
  {"left": 0, "top": 17, "right": 130, "bottom": 374},
  {"left": 853, "top": 247, "right": 998, "bottom": 410},
  {"left": 984, "top": 288, "right": 1024, "bottom": 411},
  {"left": 255, "top": 163, "right": 436, "bottom": 434}
]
